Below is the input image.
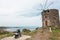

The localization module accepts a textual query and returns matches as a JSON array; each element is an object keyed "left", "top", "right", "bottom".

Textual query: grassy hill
[
  {"left": 30, "top": 27, "right": 60, "bottom": 40},
  {"left": 50, "top": 29, "right": 60, "bottom": 40},
  {"left": 0, "top": 31, "right": 13, "bottom": 39}
]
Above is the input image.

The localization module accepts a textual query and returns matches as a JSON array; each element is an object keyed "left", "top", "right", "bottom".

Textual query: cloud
[
  {"left": 20, "top": 9, "right": 41, "bottom": 17},
  {"left": 0, "top": 0, "right": 43, "bottom": 27},
  {"left": 0, "top": 0, "right": 60, "bottom": 27}
]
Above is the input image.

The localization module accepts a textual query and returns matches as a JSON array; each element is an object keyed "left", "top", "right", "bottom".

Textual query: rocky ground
[
  {"left": 31, "top": 28, "right": 51, "bottom": 40},
  {"left": 1, "top": 35, "right": 31, "bottom": 40}
]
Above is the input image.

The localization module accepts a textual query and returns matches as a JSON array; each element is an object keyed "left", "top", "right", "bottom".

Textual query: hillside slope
[{"left": 31, "top": 28, "right": 60, "bottom": 40}]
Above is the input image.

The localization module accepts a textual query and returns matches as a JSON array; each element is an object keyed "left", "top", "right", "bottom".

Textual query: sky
[{"left": 0, "top": 0, "right": 60, "bottom": 27}]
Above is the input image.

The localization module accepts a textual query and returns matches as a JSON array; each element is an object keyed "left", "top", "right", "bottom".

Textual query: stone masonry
[{"left": 42, "top": 9, "right": 59, "bottom": 28}]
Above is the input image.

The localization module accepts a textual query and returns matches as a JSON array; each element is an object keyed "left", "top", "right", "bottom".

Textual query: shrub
[
  {"left": 22, "top": 29, "right": 31, "bottom": 35},
  {"left": 22, "top": 29, "right": 31, "bottom": 33}
]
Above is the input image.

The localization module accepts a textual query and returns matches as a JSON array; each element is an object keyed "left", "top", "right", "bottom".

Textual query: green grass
[
  {"left": 50, "top": 29, "right": 60, "bottom": 40},
  {"left": 29, "top": 30, "right": 37, "bottom": 36},
  {"left": 22, "top": 28, "right": 38, "bottom": 36},
  {"left": 29, "top": 27, "right": 60, "bottom": 40},
  {"left": 0, "top": 31, "right": 13, "bottom": 39}
]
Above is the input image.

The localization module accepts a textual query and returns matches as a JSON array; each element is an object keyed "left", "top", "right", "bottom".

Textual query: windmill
[{"left": 38, "top": 0, "right": 54, "bottom": 32}]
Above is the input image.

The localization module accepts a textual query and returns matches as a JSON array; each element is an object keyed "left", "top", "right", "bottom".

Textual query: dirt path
[
  {"left": 31, "top": 29, "right": 51, "bottom": 40},
  {"left": 1, "top": 35, "right": 31, "bottom": 40}
]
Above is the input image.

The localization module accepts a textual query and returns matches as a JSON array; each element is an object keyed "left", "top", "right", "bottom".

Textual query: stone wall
[{"left": 42, "top": 9, "right": 59, "bottom": 28}]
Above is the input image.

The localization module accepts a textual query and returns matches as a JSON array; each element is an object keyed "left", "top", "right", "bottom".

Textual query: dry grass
[
  {"left": 31, "top": 28, "right": 51, "bottom": 40},
  {"left": 30, "top": 28, "right": 60, "bottom": 40},
  {"left": 50, "top": 29, "right": 60, "bottom": 40},
  {"left": 0, "top": 32, "right": 13, "bottom": 39}
]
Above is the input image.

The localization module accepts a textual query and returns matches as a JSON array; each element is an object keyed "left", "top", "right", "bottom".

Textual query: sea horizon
[{"left": 0, "top": 26, "right": 41, "bottom": 32}]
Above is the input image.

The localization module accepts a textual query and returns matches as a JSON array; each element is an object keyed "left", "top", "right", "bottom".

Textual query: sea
[{"left": 1, "top": 26, "right": 40, "bottom": 32}]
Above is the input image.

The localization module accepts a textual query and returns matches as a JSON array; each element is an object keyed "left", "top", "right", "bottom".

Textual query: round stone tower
[{"left": 42, "top": 9, "right": 59, "bottom": 28}]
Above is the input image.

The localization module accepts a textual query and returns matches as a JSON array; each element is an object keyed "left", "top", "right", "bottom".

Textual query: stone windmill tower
[
  {"left": 39, "top": 0, "right": 60, "bottom": 28},
  {"left": 37, "top": 0, "right": 59, "bottom": 28},
  {"left": 42, "top": 9, "right": 59, "bottom": 28}
]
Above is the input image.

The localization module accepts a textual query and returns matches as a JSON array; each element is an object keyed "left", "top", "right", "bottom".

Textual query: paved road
[{"left": 1, "top": 35, "right": 31, "bottom": 40}]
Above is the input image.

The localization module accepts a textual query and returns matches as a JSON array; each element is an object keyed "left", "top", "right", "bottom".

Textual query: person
[
  {"left": 14, "top": 29, "right": 21, "bottom": 39},
  {"left": 14, "top": 32, "right": 19, "bottom": 39},
  {"left": 17, "top": 29, "right": 21, "bottom": 37}
]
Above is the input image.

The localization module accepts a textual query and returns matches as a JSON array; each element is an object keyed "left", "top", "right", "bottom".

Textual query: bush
[
  {"left": 22, "top": 29, "right": 31, "bottom": 33},
  {"left": 22, "top": 28, "right": 38, "bottom": 36},
  {"left": 22, "top": 29, "right": 31, "bottom": 35},
  {"left": 36, "top": 27, "right": 39, "bottom": 30}
]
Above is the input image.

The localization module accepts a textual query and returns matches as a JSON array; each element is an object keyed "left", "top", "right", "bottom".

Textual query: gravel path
[{"left": 1, "top": 35, "right": 31, "bottom": 40}]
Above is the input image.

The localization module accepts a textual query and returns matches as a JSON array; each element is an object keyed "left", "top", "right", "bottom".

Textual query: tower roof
[{"left": 41, "top": 9, "right": 58, "bottom": 15}]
